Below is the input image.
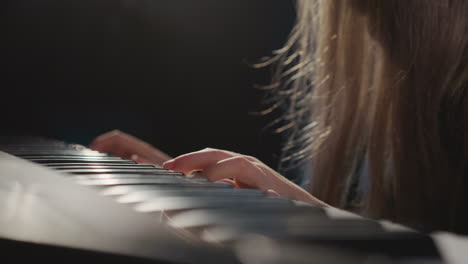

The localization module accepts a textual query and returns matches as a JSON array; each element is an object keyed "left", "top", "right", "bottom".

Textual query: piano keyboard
[{"left": 0, "top": 137, "right": 446, "bottom": 263}]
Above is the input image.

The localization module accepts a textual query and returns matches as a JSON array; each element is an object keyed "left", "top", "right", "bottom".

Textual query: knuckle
[
  {"left": 243, "top": 155, "right": 258, "bottom": 162},
  {"left": 205, "top": 149, "right": 227, "bottom": 158},
  {"left": 109, "top": 130, "right": 122, "bottom": 136},
  {"left": 108, "top": 131, "right": 127, "bottom": 143},
  {"left": 202, "top": 147, "right": 216, "bottom": 152},
  {"left": 230, "top": 156, "right": 251, "bottom": 168}
]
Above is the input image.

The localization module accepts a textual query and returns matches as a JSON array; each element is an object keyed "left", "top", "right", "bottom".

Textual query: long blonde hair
[{"left": 268, "top": 0, "right": 468, "bottom": 233}]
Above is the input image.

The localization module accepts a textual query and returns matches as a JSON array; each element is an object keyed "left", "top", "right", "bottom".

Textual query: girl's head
[{"left": 275, "top": 0, "right": 468, "bottom": 233}]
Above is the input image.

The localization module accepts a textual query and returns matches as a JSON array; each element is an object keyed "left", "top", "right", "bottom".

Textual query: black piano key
[
  {"left": 22, "top": 156, "right": 125, "bottom": 160},
  {"left": 6, "top": 151, "right": 108, "bottom": 157},
  {"left": 116, "top": 188, "right": 266, "bottom": 204},
  {"left": 210, "top": 218, "right": 383, "bottom": 239},
  {"left": 100, "top": 185, "right": 235, "bottom": 196},
  {"left": 116, "top": 189, "right": 265, "bottom": 204},
  {"left": 52, "top": 165, "right": 160, "bottom": 169},
  {"left": 44, "top": 163, "right": 158, "bottom": 169},
  {"left": 77, "top": 178, "right": 233, "bottom": 188},
  {"left": 72, "top": 174, "right": 197, "bottom": 181},
  {"left": 99, "top": 185, "right": 215, "bottom": 196},
  {"left": 29, "top": 158, "right": 136, "bottom": 164},
  {"left": 201, "top": 219, "right": 385, "bottom": 244},
  {"left": 168, "top": 206, "right": 326, "bottom": 229},
  {"left": 135, "top": 196, "right": 293, "bottom": 212},
  {"left": 58, "top": 168, "right": 175, "bottom": 175},
  {"left": 0, "top": 146, "right": 87, "bottom": 151},
  {"left": 1, "top": 144, "right": 102, "bottom": 150}
]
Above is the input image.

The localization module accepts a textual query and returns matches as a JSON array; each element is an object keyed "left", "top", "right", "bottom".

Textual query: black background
[{"left": 0, "top": 0, "right": 295, "bottom": 169}]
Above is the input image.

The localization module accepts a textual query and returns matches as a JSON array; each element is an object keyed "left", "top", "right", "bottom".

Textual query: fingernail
[
  {"left": 216, "top": 179, "right": 239, "bottom": 188},
  {"left": 131, "top": 154, "right": 140, "bottom": 163},
  {"left": 162, "top": 159, "right": 175, "bottom": 170},
  {"left": 265, "top": 189, "right": 280, "bottom": 197}
]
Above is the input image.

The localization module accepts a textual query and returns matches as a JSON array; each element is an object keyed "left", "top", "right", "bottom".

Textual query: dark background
[{"left": 0, "top": 0, "right": 296, "bottom": 169}]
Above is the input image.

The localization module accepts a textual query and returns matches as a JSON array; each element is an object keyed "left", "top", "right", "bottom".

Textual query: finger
[
  {"left": 163, "top": 148, "right": 237, "bottom": 174},
  {"left": 131, "top": 154, "right": 157, "bottom": 166},
  {"left": 199, "top": 156, "right": 267, "bottom": 190},
  {"left": 90, "top": 130, "right": 171, "bottom": 164},
  {"left": 265, "top": 189, "right": 280, "bottom": 197},
  {"left": 234, "top": 178, "right": 257, "bottom": 189},
  {"left": 89, "top": 130, "right": 131, "bottom": 156},
  {"left": 89, "top": 130, "right": 122, "bottom": 149},
  {"left": 215, "top": 179, "right": 239, "bottom": 187}
]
